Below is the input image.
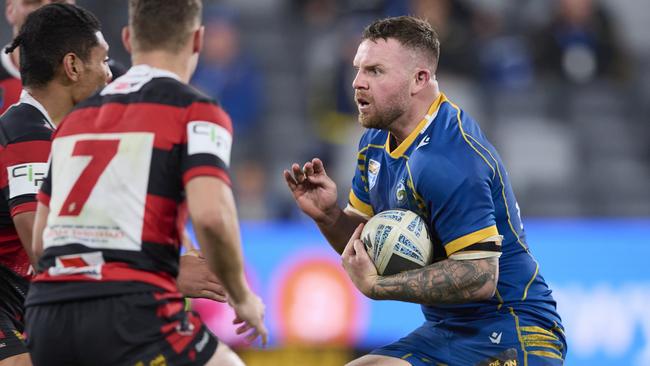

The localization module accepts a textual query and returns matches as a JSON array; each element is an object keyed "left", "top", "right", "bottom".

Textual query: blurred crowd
[{"left": 2, "top": 0, "right": 649, "bottom": 219}]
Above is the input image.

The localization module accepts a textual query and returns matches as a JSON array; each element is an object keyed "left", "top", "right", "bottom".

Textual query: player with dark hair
[
  {"left": 0, "top": 0, "right": 75, "bottom": 115},
  {"left": 25, "top": 0, "right": 266, "bottom": 365},
  {"left": 0, "top": 3, "right": 105, "bottom": 365},
  {"left": 286, "top": 16, "right": 566, "bottom": 366}
]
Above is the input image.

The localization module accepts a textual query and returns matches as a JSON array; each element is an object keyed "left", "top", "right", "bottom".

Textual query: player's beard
[{"left": 357, "top": 92, "right": 409, "bottom": 131}]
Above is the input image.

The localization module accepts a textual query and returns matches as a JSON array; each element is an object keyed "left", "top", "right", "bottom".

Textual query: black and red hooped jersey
[
  {"left": 0, "top": 92, "right": 54, "bottom": 278},
  {"left": 0, "top": 50, "right": 22, "bottom": 116},
  {"left": 28, "top": 65, "right": 233, "bottom": 305}
]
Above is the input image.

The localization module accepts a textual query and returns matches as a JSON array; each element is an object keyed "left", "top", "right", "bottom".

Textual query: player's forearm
[
  {"left": 13, "top": 211, "right": 37, "bottom": 267},
  {"left": 369, "top": 257, "right": 499, "bottom": 305},
  {"left": 193, "top": 213, "right": 249, "bottom": 304},
  {"left": 31, "top": 203, "right": 49, "bottom": 264},
  {"left": 315, "top": 207, "right": 366, "bottom": 254},
  {"left": 187, "top": 177, "right": 251, "bottom": 304}
]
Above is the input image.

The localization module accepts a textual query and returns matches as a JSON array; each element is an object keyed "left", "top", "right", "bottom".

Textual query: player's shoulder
[
  {"left": 413, "top": 100, "right": 493, "bottom": 178},
  {"left": 78, "top": 65, "right": 218, "bottom": 112},
  {"left": 0, "top": 103, "right": 53, "bottom": 146}
]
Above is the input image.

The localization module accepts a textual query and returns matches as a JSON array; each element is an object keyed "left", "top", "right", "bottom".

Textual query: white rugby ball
[{"left": 361, "top": 209, "right": 433, "bottom": 276}]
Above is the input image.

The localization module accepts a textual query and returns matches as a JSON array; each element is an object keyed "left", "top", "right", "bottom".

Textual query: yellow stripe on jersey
[
  {"left": 528, "top": 350, "right": 563, "bottom": 360},
  {"left": 445, "top": 225, "right": 499, "bottom": 256},
  {"left": 385, "top": 93, "right": 445, "bottom": 159},
  {"left": 348, "top": 190, "right": 374, "bottom": 217},
  {"left": 521, "top": 326, "right": 559, "bottom": 339}
]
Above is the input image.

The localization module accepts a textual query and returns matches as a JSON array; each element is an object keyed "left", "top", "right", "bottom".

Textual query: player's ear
[
  {"left": 122, "top": 26, "right": 132, "bottom": 54},
  {"left": 412, "top": 69, "right": 431, "bottom": 93},
  {"left": 192, "top": 26, "right": 204, "bottom": 54},
  {"left": 62, "top": 53, "right": 82, "bottom": 82}
]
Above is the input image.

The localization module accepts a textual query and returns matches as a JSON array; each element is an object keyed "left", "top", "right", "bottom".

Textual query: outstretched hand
[
  {"left": 341, "top": 223, "right": 380, "bottom": 298},
  {"left": 231, "top": 292, "right": 269, "bottom": 346},
  {"left": 283, "top": 158, "right": 340, "bottom": 225}
]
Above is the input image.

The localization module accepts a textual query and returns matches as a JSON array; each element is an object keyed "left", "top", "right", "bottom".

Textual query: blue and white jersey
[{"left": 349, "top": 93, "right": 561, "bottom": 323}]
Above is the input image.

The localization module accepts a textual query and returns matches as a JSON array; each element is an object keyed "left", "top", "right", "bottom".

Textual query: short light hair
[
  {"left": 128, "top": 0, "right": 202, "bottom": 53},
  {"left": 362, "top": 16, "right": 440, "bottom": 69}
]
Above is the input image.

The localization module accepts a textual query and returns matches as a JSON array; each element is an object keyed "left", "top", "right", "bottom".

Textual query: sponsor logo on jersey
[
  {"left": 49, "top": 251, "right": 105, "bottom": 280},
  {"left": 7, "top": 162, "right": 48, "bottom": 198},
  {"left": 396, "top": 179, "right": 407, "bottom": 203},
  {"left": 187, "top": 121, "right": 232, "bottom": 167},
  {"left": 416, "top": 136, "right": 430, "bottom": 150},
  {"left": 368, "top": 159, "right": 381, "bottom": 190},
  {"left": 489, "top": 331, "right": 502, "bottom": 344}
]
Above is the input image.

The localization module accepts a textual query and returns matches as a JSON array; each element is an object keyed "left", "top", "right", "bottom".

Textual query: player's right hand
[
  {"left": 231, "top": 292, "right": 268, "bottom": 346},
  {"left": 283, "top": 158, "right": 339, "bottom": 224}
]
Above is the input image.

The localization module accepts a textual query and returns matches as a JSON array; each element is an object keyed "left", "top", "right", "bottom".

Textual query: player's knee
[
  {"left": 0, "top": 353, "right": 32, "bottom": 366},
  {"left": 205, "top": 342, "right": 245, "bottom": 366}
]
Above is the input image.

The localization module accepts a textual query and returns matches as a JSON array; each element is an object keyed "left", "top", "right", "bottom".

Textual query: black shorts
[
  {"left": 25, "top": 292, "right": 219, "bottom": 366},
  {"left": 0, "top": 264, "right": 29, "bottom": 361}
]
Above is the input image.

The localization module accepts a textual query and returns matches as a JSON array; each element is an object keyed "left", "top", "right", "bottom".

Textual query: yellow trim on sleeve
[
  {"left": 386, "top": 93, "right": 445, "bottom": 158},
  {"left": 521, "top": 326, "right": 558, "bottom": 338},
  {"left": 445, "top": 225, "right": 499, "bottom": 256},
  {"left": 348, "top": 190, "right": 373, "bottom": 217},
  {"left": 528, "top": 350, "right": 563, "bottom": 360}
]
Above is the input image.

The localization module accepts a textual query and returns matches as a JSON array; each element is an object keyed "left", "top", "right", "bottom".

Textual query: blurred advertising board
[{"left": 188, "top": 219, "right": 650, "bottom": 366}]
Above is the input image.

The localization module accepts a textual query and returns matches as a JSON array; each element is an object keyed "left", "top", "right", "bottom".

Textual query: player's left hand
[
  {"left": 177, "top": 250, "right": 228, "bottom": 302},
  {"left": 341, "top": 223, "right": 379, "bottom": 298}
]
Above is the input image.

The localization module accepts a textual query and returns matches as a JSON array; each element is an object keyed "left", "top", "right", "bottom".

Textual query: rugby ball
[{"left": 361, "top": 209, "right": 433, "bottom": 276}]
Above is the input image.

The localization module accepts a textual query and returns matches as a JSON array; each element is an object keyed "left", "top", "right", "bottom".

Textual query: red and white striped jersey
[
  {"left": 0, "top": 91, "right": 54, "bottom": 279},
  {"left": 28, "top": 65, "right": 233, "bottom": 305}
]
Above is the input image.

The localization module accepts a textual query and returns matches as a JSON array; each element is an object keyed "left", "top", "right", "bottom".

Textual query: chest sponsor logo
[
  {"left": 7, "top": 162, "right": 48, "bottom": 198},
  {"left": 367, "top": 159, "right": 381, "bottom": 191}
]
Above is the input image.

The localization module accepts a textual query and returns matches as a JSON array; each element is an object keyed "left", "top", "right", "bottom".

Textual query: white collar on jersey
[
  {"left": 127, "top": 64, "right": 181, "bottom": 81},
  {"left": 100, "top": 64, "right": 181, "bottom": 96},
  {"left": 0, "top": 45, "right": 21, "bottom": 79},
  {"left": 18, "top": 90, "right": 56, "bottom": 130}
]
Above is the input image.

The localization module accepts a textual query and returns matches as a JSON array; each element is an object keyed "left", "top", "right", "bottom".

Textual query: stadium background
[{"left": 2, "top": 0, "right": 650, "bottom": 364}]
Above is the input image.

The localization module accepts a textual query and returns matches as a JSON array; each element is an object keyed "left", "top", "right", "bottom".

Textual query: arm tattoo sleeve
[{"left": 369, "top": 257, "right": 498, "bottom": 305}]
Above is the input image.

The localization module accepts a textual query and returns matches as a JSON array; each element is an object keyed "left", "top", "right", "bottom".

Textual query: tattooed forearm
[{"left": 369, "top": 257, "right": 499, "bottom": 305}]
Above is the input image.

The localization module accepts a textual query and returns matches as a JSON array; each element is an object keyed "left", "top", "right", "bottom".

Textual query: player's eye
[{"left": 369, "top": 68, "right": 380, "bottom": 75}]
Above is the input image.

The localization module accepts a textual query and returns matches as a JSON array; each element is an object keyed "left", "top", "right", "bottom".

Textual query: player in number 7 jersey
[{"left": 25, "top": 1, "right": 267, "bottom": 366}]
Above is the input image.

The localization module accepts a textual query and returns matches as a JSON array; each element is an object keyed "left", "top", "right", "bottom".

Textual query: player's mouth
[{"left": 356, "top": 97, "right": 371, "bottom": 112}]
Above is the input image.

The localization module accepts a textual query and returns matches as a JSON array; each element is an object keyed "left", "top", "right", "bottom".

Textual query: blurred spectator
[
  {"left": 472, "top": 3, "right": 534, "bottom": 90},
  {"left": 530, "top": 0, "right": 628, "bottom": 84},
  {"left": 191, "top": 6, "right": 264, "bottom": 155},
  {"left": 296, "top": 0, "right": 368, "bottom": 203},
  {"left": 233, "top": 160, "right": 270, "bottom": 220},
  {"left": 409, "top": 0, "right": 478, "bottom": 77}
]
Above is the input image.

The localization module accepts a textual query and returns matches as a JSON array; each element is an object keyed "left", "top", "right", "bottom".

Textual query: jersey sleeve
[
  {"left": 347, "top": 133, "right": 374, "bottom": 217},
  {"left": 180, "top": 101, "right": 233, "bottom": 186},
  {"left": 36, "top": 161, "right": 52, "bottom": 208},
  {"left": 0, "top": 140, "right": 51, "bottom": 216},
  {"left": 417, "top": 156, "right": 500, "bottom": 257}
]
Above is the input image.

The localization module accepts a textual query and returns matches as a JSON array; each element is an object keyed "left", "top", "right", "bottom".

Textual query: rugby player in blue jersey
[{"left": 285, "top": 16, "right": 566, "bottom": 366}]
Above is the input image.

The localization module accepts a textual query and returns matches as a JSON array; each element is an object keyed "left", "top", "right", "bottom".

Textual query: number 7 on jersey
[{"left": 59, "top": 139, "right": 120, "bottom": 216}]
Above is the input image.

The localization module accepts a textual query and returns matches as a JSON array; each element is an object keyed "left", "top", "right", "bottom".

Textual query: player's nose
[{"left": 352, "top": 71, "right": 368, "bottom": 90}]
